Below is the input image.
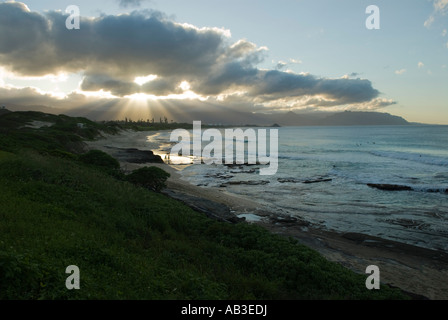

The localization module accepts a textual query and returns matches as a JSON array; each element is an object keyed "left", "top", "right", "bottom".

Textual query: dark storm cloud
[
  {"left": 193, "top": 62, "right": 260, "bottom": 95},
  {"left": 80, "top": 74, "right": 182, "bottom": 96},
  {"left": 140, "top": 77, "right": 182, "bottom": 95},
  {"left": 0, "top": 2, "right": 391, "bottom": 109},
  {"left": 248, "top": 70, "right": 380, "bottom": 104},
  {"left": 80, "top": 74, "right": 141, "bottom": 96},
  {"left": 0, "top": 3, "right": 226, "bottom": 79}
]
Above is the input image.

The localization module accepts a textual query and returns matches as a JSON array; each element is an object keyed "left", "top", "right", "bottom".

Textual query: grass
[{"left": 0, "top": 111, "right": 409, "bottom": 300}]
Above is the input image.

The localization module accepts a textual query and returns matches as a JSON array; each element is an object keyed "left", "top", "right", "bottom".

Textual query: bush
[
  {"left": 0, "top": 251, "right": 44, "bottom": 299},
  {"left": 126, "top": 166, "right": 170, "bottom": 192},
  {"left": 79, "top": 150, "right": 120, "bottom": 171},
  {"left": 48, "top": 149, "right": 78, "bottom": 160}
]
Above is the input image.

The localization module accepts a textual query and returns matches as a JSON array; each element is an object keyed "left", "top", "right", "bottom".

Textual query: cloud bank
[
  {"left": 425, "top": 0, "right": 448, "bottom": 27},
  {"left": 0, "top": 2, "right": 395, "bottom": 117},
  {"left": 118, "top": 0, "right": 149, "bottom": 8}
]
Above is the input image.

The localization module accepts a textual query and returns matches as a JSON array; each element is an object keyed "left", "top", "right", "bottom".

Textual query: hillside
[
  {"left": 0, "top": 110, "right": 408, "bottom": 300},
  {"left": 320, "top": 111, "right": 409, "bottom": 126},
  {"left": 4, "top": 104, "right": 410, "bottom": 127},
  {"left": 261, "top": 111, "right": 409, "bottom": 127}
]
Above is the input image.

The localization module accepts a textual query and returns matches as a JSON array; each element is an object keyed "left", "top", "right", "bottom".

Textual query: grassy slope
[{"left": 0, "top": 111, "right": 408, "bottom": 300}]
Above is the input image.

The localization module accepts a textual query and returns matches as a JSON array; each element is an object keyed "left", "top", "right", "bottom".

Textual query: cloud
[
  {"left": 435, "top": 0, "right": 448, "bottom": 11},
  {"left": 0, "top": 4, "right": 230, "bottom": 79},
  {"left": 289, "top": 58, "right": 302, "bottom": 64},
  {"left": 341, "top": 72, "right": 361, "bottom": 79},
  {"left": 275, "top": 61, "right": 288, "bottom": 70},
  {"left": 118, "top": 0, "right": 149, "bottom": 8},
  {"left": 424, "top": 15, "right": 435, "bottom": 28},
  {"left": 247, "top": 70, "right": 380, "bottom": 105},
  {"left": 0, "top": 2, "right": 393, "bottom": 113},
  {"left": 418, "top": 62, "right": 425, "bottom": 68},
  {"left": 425, "top": 0, "right": 448, "bottom": 27},
  {"left": 395, "top": 69, "right": 407, "bottom": 75},
  {"left": 274, "top": 58, "right": 302, "bottom": 71}
]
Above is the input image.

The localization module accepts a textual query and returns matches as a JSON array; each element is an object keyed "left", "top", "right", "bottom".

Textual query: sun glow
[
  {"left": 179, "top": 81, "right": 191, "bottom": 91},
  {"left": 134, "top": 75, "right": 158, "bottom": 86},
  {"left": 126, "top": 93, "right": 155, "bottom": 102}
]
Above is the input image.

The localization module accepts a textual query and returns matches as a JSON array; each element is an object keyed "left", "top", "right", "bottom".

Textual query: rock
[
  {"left": 270, "top": 215, "right": 297, "bottom": 224},
  {"left": 269, "top": 215, "right": 310, "bottom": 226},
  {"left": 224, "top": 180, "right": 270, "bottom": 186},
  {"left": 278, "top": 177, "right": 332, "bottom": 184},
  {"left": 367, "top": 183, "right": 413, "bottom": 191},
  {"left": 278, "top": 178, "right": 301, "bottom": 183},
  {"left": 205, "top": 173, "right": 234, "bottom": 179},
  {"left": 230, "top": 168, "right": 257, "bottom": 174},
  {"left": 161, "top": 189, "right": 245, "bottom": 224},
  {"left": 427, "top": 188, "right": 448, "bottom": 194},
  {"left": 105, "top": 146, "right": 164, "bottom": 163},
  {"left": 303, "top": 178, "right": 332, "bottom": 184},
  {"left": 223, "top": 162, "right": 261, "bottom": 167}
]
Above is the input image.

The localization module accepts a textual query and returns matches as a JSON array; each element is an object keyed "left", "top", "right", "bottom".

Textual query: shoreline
[{"left": 85, "top": 129, "right": 448, "bottom": 300}]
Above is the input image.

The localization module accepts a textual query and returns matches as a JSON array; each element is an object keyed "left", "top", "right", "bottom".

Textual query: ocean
[{"left": 150, "top": 125, "right": 448, "bottom": 252}]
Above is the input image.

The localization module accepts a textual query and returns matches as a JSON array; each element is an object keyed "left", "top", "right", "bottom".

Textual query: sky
[{"left": 0, "top": 0, "right": 447, "bottom": 124}]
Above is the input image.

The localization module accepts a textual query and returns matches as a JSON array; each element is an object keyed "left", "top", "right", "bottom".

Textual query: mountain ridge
[{"left": 2, "top": 104, "right": 410, "bottom": 126}]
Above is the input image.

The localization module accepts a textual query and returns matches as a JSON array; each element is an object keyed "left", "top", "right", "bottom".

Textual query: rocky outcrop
[
  {"left": 220, "top": 180, "right": 270, "bottom": 187},
  {"left": 367, "top": 183, "right": 448, "bottom": 194},
  {"left": 162, "top": 189, "right": 245, "bottom": 224},
  {"left": 303, "top": 178, "right": 332, "bottom": 184},
  {"left": 104, "top": 146, "right": 164, "bottom": 164},
  {"left": 277, "top": 177, "right": 332, "bottom": 184},
  {"left": 367, "top": 183, "right": 412, "bottom": 191},
  {"left": 277, "top": 178, "right": 301, "bottom": 183}
]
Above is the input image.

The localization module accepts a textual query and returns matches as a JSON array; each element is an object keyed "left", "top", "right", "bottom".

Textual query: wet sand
[{"left": 86, "top": 129, "right": 448, "bottom": 300}]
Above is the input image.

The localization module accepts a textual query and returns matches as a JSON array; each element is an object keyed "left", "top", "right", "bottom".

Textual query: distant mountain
[
  {"left": 319, "top": 111, "right": 409, "bottom": 126},
  {"left": 259, "top": 111, "right": 409, "bottom": 127},
  {"left": 4, "top": 103, "right": 410, "bottom": 126},
  {"left": 160, "top": 109, "right": 410, "bottom": 126}
]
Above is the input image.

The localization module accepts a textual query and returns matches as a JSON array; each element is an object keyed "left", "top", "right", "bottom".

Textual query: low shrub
[{"left": 126, "top": 166, "right": 170, "bottom": 192}]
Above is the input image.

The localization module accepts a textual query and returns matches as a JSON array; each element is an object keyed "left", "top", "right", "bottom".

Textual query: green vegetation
[
  {"left": 126, "top": 166, "right": 171, "bottom": 192},
  {"left": 0, "top": 111, "right": 120, "bottom": 154},
  {"left": 0, "top": 111, "right": 409, "bottom": 300}
]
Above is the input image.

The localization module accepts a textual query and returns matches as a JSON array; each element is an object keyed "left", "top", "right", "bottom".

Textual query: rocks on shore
[
  {"left": 277, "top": 177, "right": 332, "bottom": 184},
  {"left": 428, "top": 188, "right": 448, "bottom": 194},
  {"left": 367, "top": 183, "right": 448, "bottom": 194},
  {"left": 230, "top": 168, "right": 257, "bottom": 174},
  {"left": 220, "top": 180, "right": 270, "bottom": 188},
  {"left": 162, "top": 189, "right": 245, "bottom": 224},
  {"left": 303, "top": 178, "right": 332, "bottom": 184},
  {"left": 269, "top": 215, "right": 310, "bottom": 227},
  {"left": 277, "top": 178, "right": 301, "bottom": 183},
  {"left": 104, "top": 146, "right": 164, "bottom": 164},
  {"left": 223, "top": 163, "right": 262, "bottom": 168},
  {"left": 205, "top": 173, "right": 234, "bottom": 180},
  {"left": 367, "top": 183, "right": 412, "bottom": 191}
]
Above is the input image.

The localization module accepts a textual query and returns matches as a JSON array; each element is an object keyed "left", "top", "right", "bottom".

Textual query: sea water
[{"left": 150, "top": 125, "right": 448, "bottom": 252}]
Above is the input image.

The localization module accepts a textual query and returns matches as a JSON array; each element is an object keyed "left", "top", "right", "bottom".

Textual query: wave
[
  {"left": 411, "top": 186, "right": 448, "bottom": 194},
  {"left": 278, "top": 149, "right": 448, "bottom": 166},
  {"left": 369, "top": 150, "right": 448, "bottom": 167}
]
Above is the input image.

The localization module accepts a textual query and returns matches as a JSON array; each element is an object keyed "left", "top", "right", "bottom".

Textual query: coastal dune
[{"left": 86, "top": 129, "right": 448, "bottom": 300}]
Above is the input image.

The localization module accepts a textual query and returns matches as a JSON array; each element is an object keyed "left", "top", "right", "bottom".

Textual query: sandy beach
[{"left": 86, "top": 129, "right": 448, "bottom": 300}]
